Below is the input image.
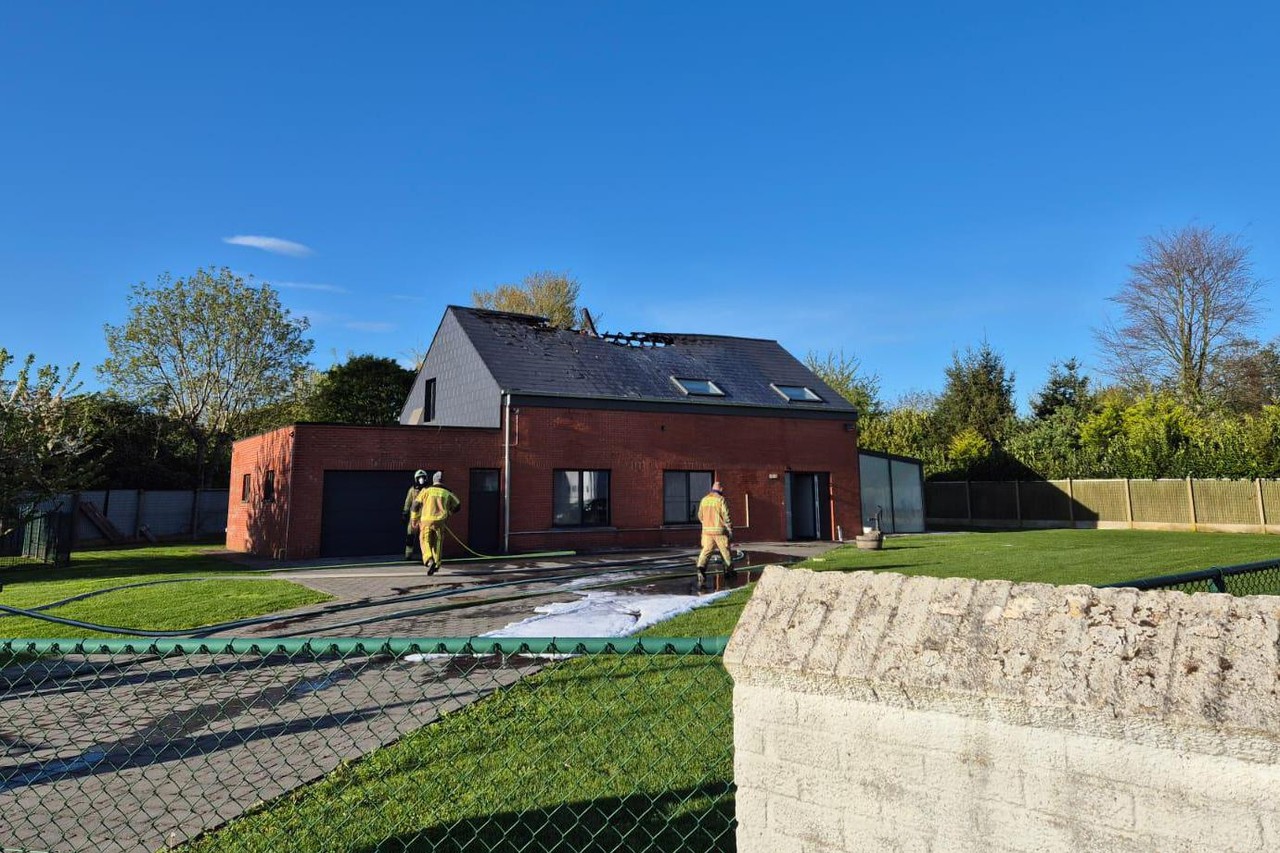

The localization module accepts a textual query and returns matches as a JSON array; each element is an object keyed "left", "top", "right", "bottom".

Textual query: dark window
[
  {"left": 553, "top": 470, "right": 611, "bottom": 527},
  {"left": 263, "top": 470, "right": 275, "bottom": 503},
  {"left": 671, "top": 377, "right": 724, "bottom": 397},
  {"left": 664, "top": 471, "right": 714, "bottom": 524},
  {"left": 241, "top": 474, "right": 251, "bottom": 503},
  {"left": 771, "top": 383, "right": 824, "bottom": 402},
  {"left": 424, "top": 378, "right": 437, "bottom": 422}
]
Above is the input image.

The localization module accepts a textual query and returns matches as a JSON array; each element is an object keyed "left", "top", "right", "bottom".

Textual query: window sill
[{"left": 523, "top": 526, "right": 618, "bottom": 535}]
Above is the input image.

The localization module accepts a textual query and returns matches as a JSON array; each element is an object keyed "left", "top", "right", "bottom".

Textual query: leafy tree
[
  {"left": 1077, "top": 393, "right": 1130, "bottom": 474},
  {"left": 68, "top": 394, "right": 202, "bottom": 489},
  {"left": 1031, "top": 358, "right": 1094, "bottom": 420},
  {"left": 1239, "top": 406, "right": 1280, "bottom": 478},
  {"left": 804, "top": 349, "right": 882, "bottom": 417},
  {"left": 1120, "top": 395, "right": 1199, "bottom": 478},
  {"left": 859, "top": 398, "right": 947, "bottom": 473},
  {"left": 1078, "top": 393, "right": 1198, "bottom": 479},
  {"left": 931, "top": 342, "right": 1017, "bottom": 444},
  {"left": 472, "top": 271, "right": 587, "bottom": 329},
  {"left": 947, "top": 428, "right": 992, "bottom": 474},
  {"left": 99, "top": 267, "right": 314, "bottom": 487},
  {"left": 0, "top": 350, "right": 89, "bottom": 534},
  {"left": 306, "top": 354, "right": 415, "bottom": 425},
  {"left": 233, "top": 370, "right": 321, "bottom": 437},
  {"left": 1096, "top": 226, "right": 1265, "bottom": 405},
  {"left": 1005, "top": 408, "right": 1089, "bottom": 479}
]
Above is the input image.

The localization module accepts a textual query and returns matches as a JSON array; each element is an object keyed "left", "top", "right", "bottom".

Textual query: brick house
[{"left": 227, "top": 307, "right": 861, "bottom": 560}]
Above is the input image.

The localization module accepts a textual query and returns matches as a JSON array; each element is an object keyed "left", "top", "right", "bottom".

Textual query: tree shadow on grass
[
  {"left": 359, "top": 783, "right": 736, "bottom": 853},
  {"left": 1, "top": 546, "right": 248, "bottom": 588}
]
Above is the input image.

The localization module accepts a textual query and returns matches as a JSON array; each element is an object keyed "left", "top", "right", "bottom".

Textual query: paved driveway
[{"left": 0, "top": 544, "right": 830, "bottom": 851}]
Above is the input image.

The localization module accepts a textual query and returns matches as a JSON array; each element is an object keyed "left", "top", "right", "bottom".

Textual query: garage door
[{"left": 320, "top": 470, "right": 417, "bottom": 558}]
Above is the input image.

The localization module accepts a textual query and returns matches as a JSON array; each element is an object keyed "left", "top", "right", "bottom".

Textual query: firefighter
[
  {"left": 402, "top": 469, "right": 431, "bottom": 561},
  {"left": 695, "top": 480, "right": 737, "bottom": 590},
  {"left": 411, "top": 471, "right": 461, "bottom": 575}
]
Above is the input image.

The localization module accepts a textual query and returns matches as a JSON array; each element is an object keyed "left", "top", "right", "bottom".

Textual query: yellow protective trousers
[
  {"left": 419, "top": 521, "right": 447, "bottom": 567},
  {"left": 696, "top": 533, "right": 731, "bottom": 569}
]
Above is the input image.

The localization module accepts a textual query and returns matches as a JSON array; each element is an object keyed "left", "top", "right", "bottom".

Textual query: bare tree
[{"left": 1096, "top": 226, "right": 1266, "bottom": 404}]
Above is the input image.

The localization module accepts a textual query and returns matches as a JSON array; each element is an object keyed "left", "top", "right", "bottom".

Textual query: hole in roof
[
  {"left": 671, "top": 377, "right": 725, "bottom": 397},
  {"left": 601, "top": 331, "right": 674, "bottom": 348},
  {"left": 771, "top": 384, "right": 824, "bottom": 403}
]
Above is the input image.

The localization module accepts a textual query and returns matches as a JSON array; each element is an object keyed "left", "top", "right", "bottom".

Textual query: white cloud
[
  {"left": 223, "top": 235, "right": 314, "bottom": 257},
  {"left": 345, "top": 321, "right": 396, "bottom": 333},
  {"left": 276, "top": 281, "right": 348, "bottom": 294}
]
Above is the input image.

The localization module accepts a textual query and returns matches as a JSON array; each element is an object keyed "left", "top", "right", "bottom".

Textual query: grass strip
[{"left": 0, "top": 544, "right": 330, "bottom": 639}]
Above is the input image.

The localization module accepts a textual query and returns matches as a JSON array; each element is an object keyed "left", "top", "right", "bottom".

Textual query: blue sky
[{"left": 3, "top": 2, "right": 1280, "bottom": 409}]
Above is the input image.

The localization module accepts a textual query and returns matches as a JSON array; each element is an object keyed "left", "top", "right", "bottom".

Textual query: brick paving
[
  {"left": 0, "top": 544, "right": 832, "bottom": 852},
  {"left": 1, "top": 644, "right": 535, "bottom": 851}
]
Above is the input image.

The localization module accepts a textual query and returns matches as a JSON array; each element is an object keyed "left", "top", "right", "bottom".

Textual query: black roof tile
[{"left": 448, "top": 306, "right": 856, "bottom": 414}]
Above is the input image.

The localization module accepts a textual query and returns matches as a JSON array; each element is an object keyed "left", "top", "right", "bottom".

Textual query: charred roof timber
[{"left": 599, "top": 331, "right": 675, "bottom": 348}]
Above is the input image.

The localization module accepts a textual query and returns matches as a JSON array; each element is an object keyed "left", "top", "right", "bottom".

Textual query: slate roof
[{"left": 448, "top": 306, "right": 857, "bottom": 414}]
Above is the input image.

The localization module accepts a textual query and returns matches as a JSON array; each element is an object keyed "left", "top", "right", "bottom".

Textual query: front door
[
  {"left": 786, "top": 472, "right": 832, "bottom": 541},
  {"left": 468, "top": 469, "right": 502, "bottom": 556}
]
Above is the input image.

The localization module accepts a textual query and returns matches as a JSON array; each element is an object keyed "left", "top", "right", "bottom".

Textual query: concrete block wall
[{"left": 724, "top": 568, "right": 1280, "bottom": 852}]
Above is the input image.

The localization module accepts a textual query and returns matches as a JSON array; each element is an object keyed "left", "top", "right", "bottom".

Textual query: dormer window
[
  {"left": 771, "top": 383, "right": 824, "bottom": 403},
  {"left": 671, "top": 377, "right": 725, "bottom": 397}
]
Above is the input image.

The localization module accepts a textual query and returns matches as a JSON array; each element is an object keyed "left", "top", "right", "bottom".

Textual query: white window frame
[
  {"left": 770, "top": 383, "right": 825, "bottom": 403},
  {"left": 671, "top": 377, "right": 725, "bottom": 397}
]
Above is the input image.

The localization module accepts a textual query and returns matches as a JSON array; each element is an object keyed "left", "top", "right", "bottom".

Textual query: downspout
[{"left": 503, "top": 392, "right": 511, "bottom": 554}]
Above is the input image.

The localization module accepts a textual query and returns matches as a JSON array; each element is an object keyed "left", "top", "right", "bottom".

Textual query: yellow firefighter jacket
[
  {"left": 413, "top": 485, "right": 461, "bottom": 525},
  {"left": 697, "top": 492, "right": 731, "bottom": 535}
]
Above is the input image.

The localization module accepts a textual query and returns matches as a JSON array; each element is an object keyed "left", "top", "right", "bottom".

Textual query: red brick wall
[
  {"left": 285, "top": 424, "right": 503, "bottom": 559},
  {"left": 507, "top": 407, "right": 860, "bottom": 552},
  {"left": 227, "top": 408, "right": 860, "bottom": 559},
  {"left": 226, "top": 427, "right": 296, "bottom": 557},
  {"left": 228, "top": 423, "right": 503, "bottom": 559}
]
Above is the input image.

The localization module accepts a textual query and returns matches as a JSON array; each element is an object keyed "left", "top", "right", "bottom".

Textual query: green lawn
[
  {"left": 187, "top": 653, "right": 733, "bottom": 852},
  {"left": 797, "top": 528, "right": 1280, "bottom": 586},
  {"left": 0, "top": 543, "right": 331, "bottom": 639},
  {"left": 58, "top": 531, "right": 1280, "bottom": 850},
  {"left": 653, "top": 528, "right": 1280, "bottom": 638}
]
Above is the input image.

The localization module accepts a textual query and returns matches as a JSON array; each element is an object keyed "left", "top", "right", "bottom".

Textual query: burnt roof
[{"left": 448, "top": 306, "right": 857, "bottom": 414}]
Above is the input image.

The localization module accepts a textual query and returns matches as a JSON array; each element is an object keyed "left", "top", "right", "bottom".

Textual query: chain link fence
[
  {"left": 0, "top": 636, "right": 733, "bottom": 853},
  {"left": 1102, "top": 558, "right": 1280, "bottom": 596}
]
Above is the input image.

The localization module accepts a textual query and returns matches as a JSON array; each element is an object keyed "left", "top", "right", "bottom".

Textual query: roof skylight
[
  {"left": 671, "top": 377, "right": 725, "bottom": 397},
  {"left": 771, "top": 383, "right": 825, "bottom": 403}
]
